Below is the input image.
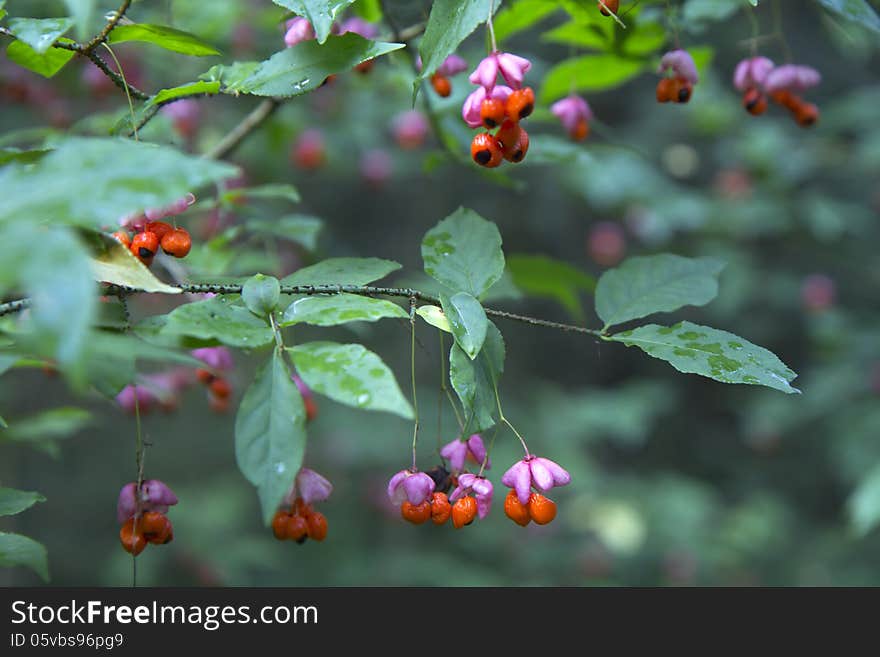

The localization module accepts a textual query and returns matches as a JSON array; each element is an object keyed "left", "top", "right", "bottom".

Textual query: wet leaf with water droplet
[
  {"left": 287, "top": 342, "right": 413, "bottom": 419},
  {"left": 607, "top": 321, "right": 799, "bottom": 394}
]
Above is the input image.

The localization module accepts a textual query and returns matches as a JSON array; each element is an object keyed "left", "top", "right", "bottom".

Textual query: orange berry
[
  {"left": 294, "top": 497, "right": 312, "bottom": 517},
  {"left": 209, "top": 395, "right": 229, "bottom": 413},
  {"left": 209, "top": 377, "right": 231, "bottom": 399},
  {"left": 504, "top": 490, "right": 531, "bottom": 527},
  {"left": 160, "top": 228, "right": 192, "bottom": 258},
  {"left": 272, "top": 510, "right": 290, "bottom": 540},
  {"left": 306, "top": 511, "right": 328, "bottom": 541},
  {"left": 130, "top": 231, "right": 159, "bottom": 265},
  {"left": 528, "top": 492, "right": 557, "bottom": 525},
  {"left": 355, "top": 59, "right": 374, "bottom": 74},
  {"left": 112, "top": 231, "right": 131, "bottom": 248},
  {"left": 195, "top": 368, "right": 215, "bottom": 385},
  {"left": 770, "top": 90, "right": 800, "bottom": 111},
  {"left": 572, "top": 118, "right": 590, "bottom": 141},
  {"left": 430, "top": 492, "right": 452, "bottom": 525},
  {"left": 471, "top": 132, "right": 503, "bottom": 168},
  {"left": 675, "top": 80, "right": 693, "bottom": 104},
  {"left": 119, "top": 519, "right": 147, "bottom": 556},
  {"left": 501, "top": 126, "right": 529, "bottom": 163},
  {"left": 451, "top": 496, "right": 478, "bottom": 529},
  {"left": 742, "top": 88, "right": 768, "bottom": 115},
  {"left": 795, "top": 102, "right": 819, "bottom": 127},
  {"left": 656, "top": 78, "right": 675, "bottom": 103},
  {"left": 144, "top": 221, "right": 173, "bottom": 241},
  {"left": 141, "top": 511, "right": 173, "bottom": 544},
  {"left": 431, "top": 73, "right": 452, "bottom": 97},
  {"left": 480, "top": 97, "right": 507, "bottom": 129},
  {"left": 401, "top": 500, "right": 432, "bottom": 525},
  {"left": 495, "top": 119, "right": 521, "bottom": 149},
  {"left": 304, "top": 396, "right": 318, "bottom": 423},
  {"left": 506, "top": 87, "right": 535, "bottom": 122},
  {"left": 598, "top": 0, "right": 619, "bottom": 15},
  {"left": 287, "top": 514, "right": 309, "bottom": 542}
]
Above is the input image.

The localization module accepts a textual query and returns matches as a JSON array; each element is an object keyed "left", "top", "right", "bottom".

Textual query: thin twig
[
  {"left": 204, "top": 99, "right": 281, "bottom": 160},
  {"left": 84, "top": 0, "right": 133, "bottom": 53}
]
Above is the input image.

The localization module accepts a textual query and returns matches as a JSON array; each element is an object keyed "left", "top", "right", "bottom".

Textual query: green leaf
[
  {"left": 7, "top": 18, "right": 74, "bottom": 54},
  {"left": 245, "top": 215, "right": 321, "bottom": 251},
  {"left": 595, "top": 254, "right": 725, "bottom": 330},
  {"left": 225, "top": 184, "right": 301, "bottom": 205},
  {"left": 848, "top": 464, "right": 880, "bottom": 535},
  {"left": 1, "top": 407, "right": 92, "bottom": 453},
  {"left": 288, "top": 342, "right": 414, "bottom": 419},
  {"left": 89, "top": 232, "right": 182, "bottom": 294},
  {"left": 199, "top": 61, "right": 261, "bottom": 93},
  {"left": 814, "top": 0, "right": 880, "bottom": 34},
  {"left": 494, "top": 0, "right": 561, "bottom": 43},
  {"left": 508, "top": 254, "right": 596, "bottom": 321},
  {"left": 421, "top": 207, "right": 505, "bottom": 298},
  {"left": 283, "top": 257, "right": 401, "bottom": 286},
  {"left": 0, "top": 532, "right": 49, "bottom": 581},
  {"left": 541, "top": 20, "right": 609, "bottom": 50},
  {"left": 0, "top": 147, "right": 52, "bottom": 165},
  {"left": 449, "top": 321, "right": 505, "bottom": 432},
  {"left": 352, "top": 0, "right": 382, "bottom": 22},
  {"left": 235, "top": 350, "right": 306, "bottom": 525},
  {"left": 108, "top": 24, "right": 221, "bottom": 56},
  {"left": 416, "top": 304, "right": 452, "bottom": 333},
  {"left": 5, "top": 39, "right": 76, "bottom": 78},
  {"left": 540, "top": 54, "right": 646, "bottom": 103},
  {"left": 440, "top": 292, "right": 487, "bottom": 360},
  {"left": 0, "top": 224, "right": 96, "bottom": 378},
  {"left": 0, "top": 488, "right": 46, "bottom": 516},
  {"left": 149, "top": 80, "right": 221, "bottom": 106},
  {"left": 63, "top": 0, "right": 97, "bottom": 41},
  {"left": 607, "top": 321, "right": 800, "bottom": 394},
  {"left": 0, "top": 137, "right": 238, "bottom": 228},
  {"left": 273, "top": 0, "right": 358, "bottom": 43},
  {"left": 158, "top": 296, "right": 274, "bottom": 348},
  {"left": 242, "top": 274, "right": 281, "bottom": 316},
  {"left": 417, "top": 0, "right": 497, "bottom": 93},
  {"left": 281, "top": 293, "right": 407, "bottom": 326},
  {"left": 238, "top": 34, "right": 404, "bottom": 97}
]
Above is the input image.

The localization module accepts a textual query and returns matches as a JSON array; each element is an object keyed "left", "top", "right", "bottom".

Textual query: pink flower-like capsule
[
  {"left": 763, "top": 64, "right": 821, "bottom": 94},
  {"left": 733, "top": 56, "right": 775, "bottom": 92},
  {"left": 285, "top": 467, "right": 333, "bottom": 506},
  {"left": 502, "top": 455, "right": 571, "bottom": 506},
  {"left": 659, "top": 49, "right": 699, "bottom": 84},
  {"left": 337, "top": 17, "right": 379, "bottom": 39},
  {"left": 551, "top": 95, "right": 593, "bottom": 139},
  {"left": 387, "top": 469, "right": 436, "bottom": 506},
  {"left": 161, "top": 99, "right": 200, "bottom": 139},
  {"left": 449, "top": 473, "right": 493, "bottom": 519},
  {"left": 439, "top": 434, "right": 490, "bottom": 473},
  {"left": 116, "top": 479, "right": 178, "bottom": 523},
  {"left": 360, "top": 149, "right": 393, "bottom": 187},
  {"left": 438, "top": 54, "right": 468, "bottom": 77},
  {"left": 115, "top": 384, "right": 159, "bottom": 414},
  {"left": 284, "top": 17, "right": 315, "bottom": 47},
  {"left": 469, "top": 52, "right": 532, "bottom": 91},
  {"left": 192, "top": 347, "right": 233, "bottom": 372},
  {"left": 461, "top": 85, "right": 513, "bottom": 128},
  {"left": 391, "top": 110, "right": 429, "bottom": 149},
  {"left": 144, "top": 193, "right": 196, "bottom": 222}
]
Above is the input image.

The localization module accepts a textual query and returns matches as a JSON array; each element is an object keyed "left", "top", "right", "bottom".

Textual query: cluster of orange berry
[
  {"left": 656, "top": 50, "right": 698, "bottom": 104},
  {"left": 598, "top": 0, "right": 619, "bottom": 16},
  {"left": 117, "top": 480, "right": 177, "bottom": 557},
  {"left": 113, "top": 220, "right": 191, "bottom": 267},
  {"left": 271, "top": 497, "right": 328, "bottom": 544},
  {"left": 195, "top": 368, "right": 232, "bottom": 413},
  {"left": 271, "top": 468, "right": 331, "bottom": 544},
  {"left": 463, "top": 52, "right": 534, "bottom": 168},
  {"left": 503, "top": 490, "right": 557, "bottom": 526},
  {"left": 735, "top": 58, "right": 820, "bottom": 127}
]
